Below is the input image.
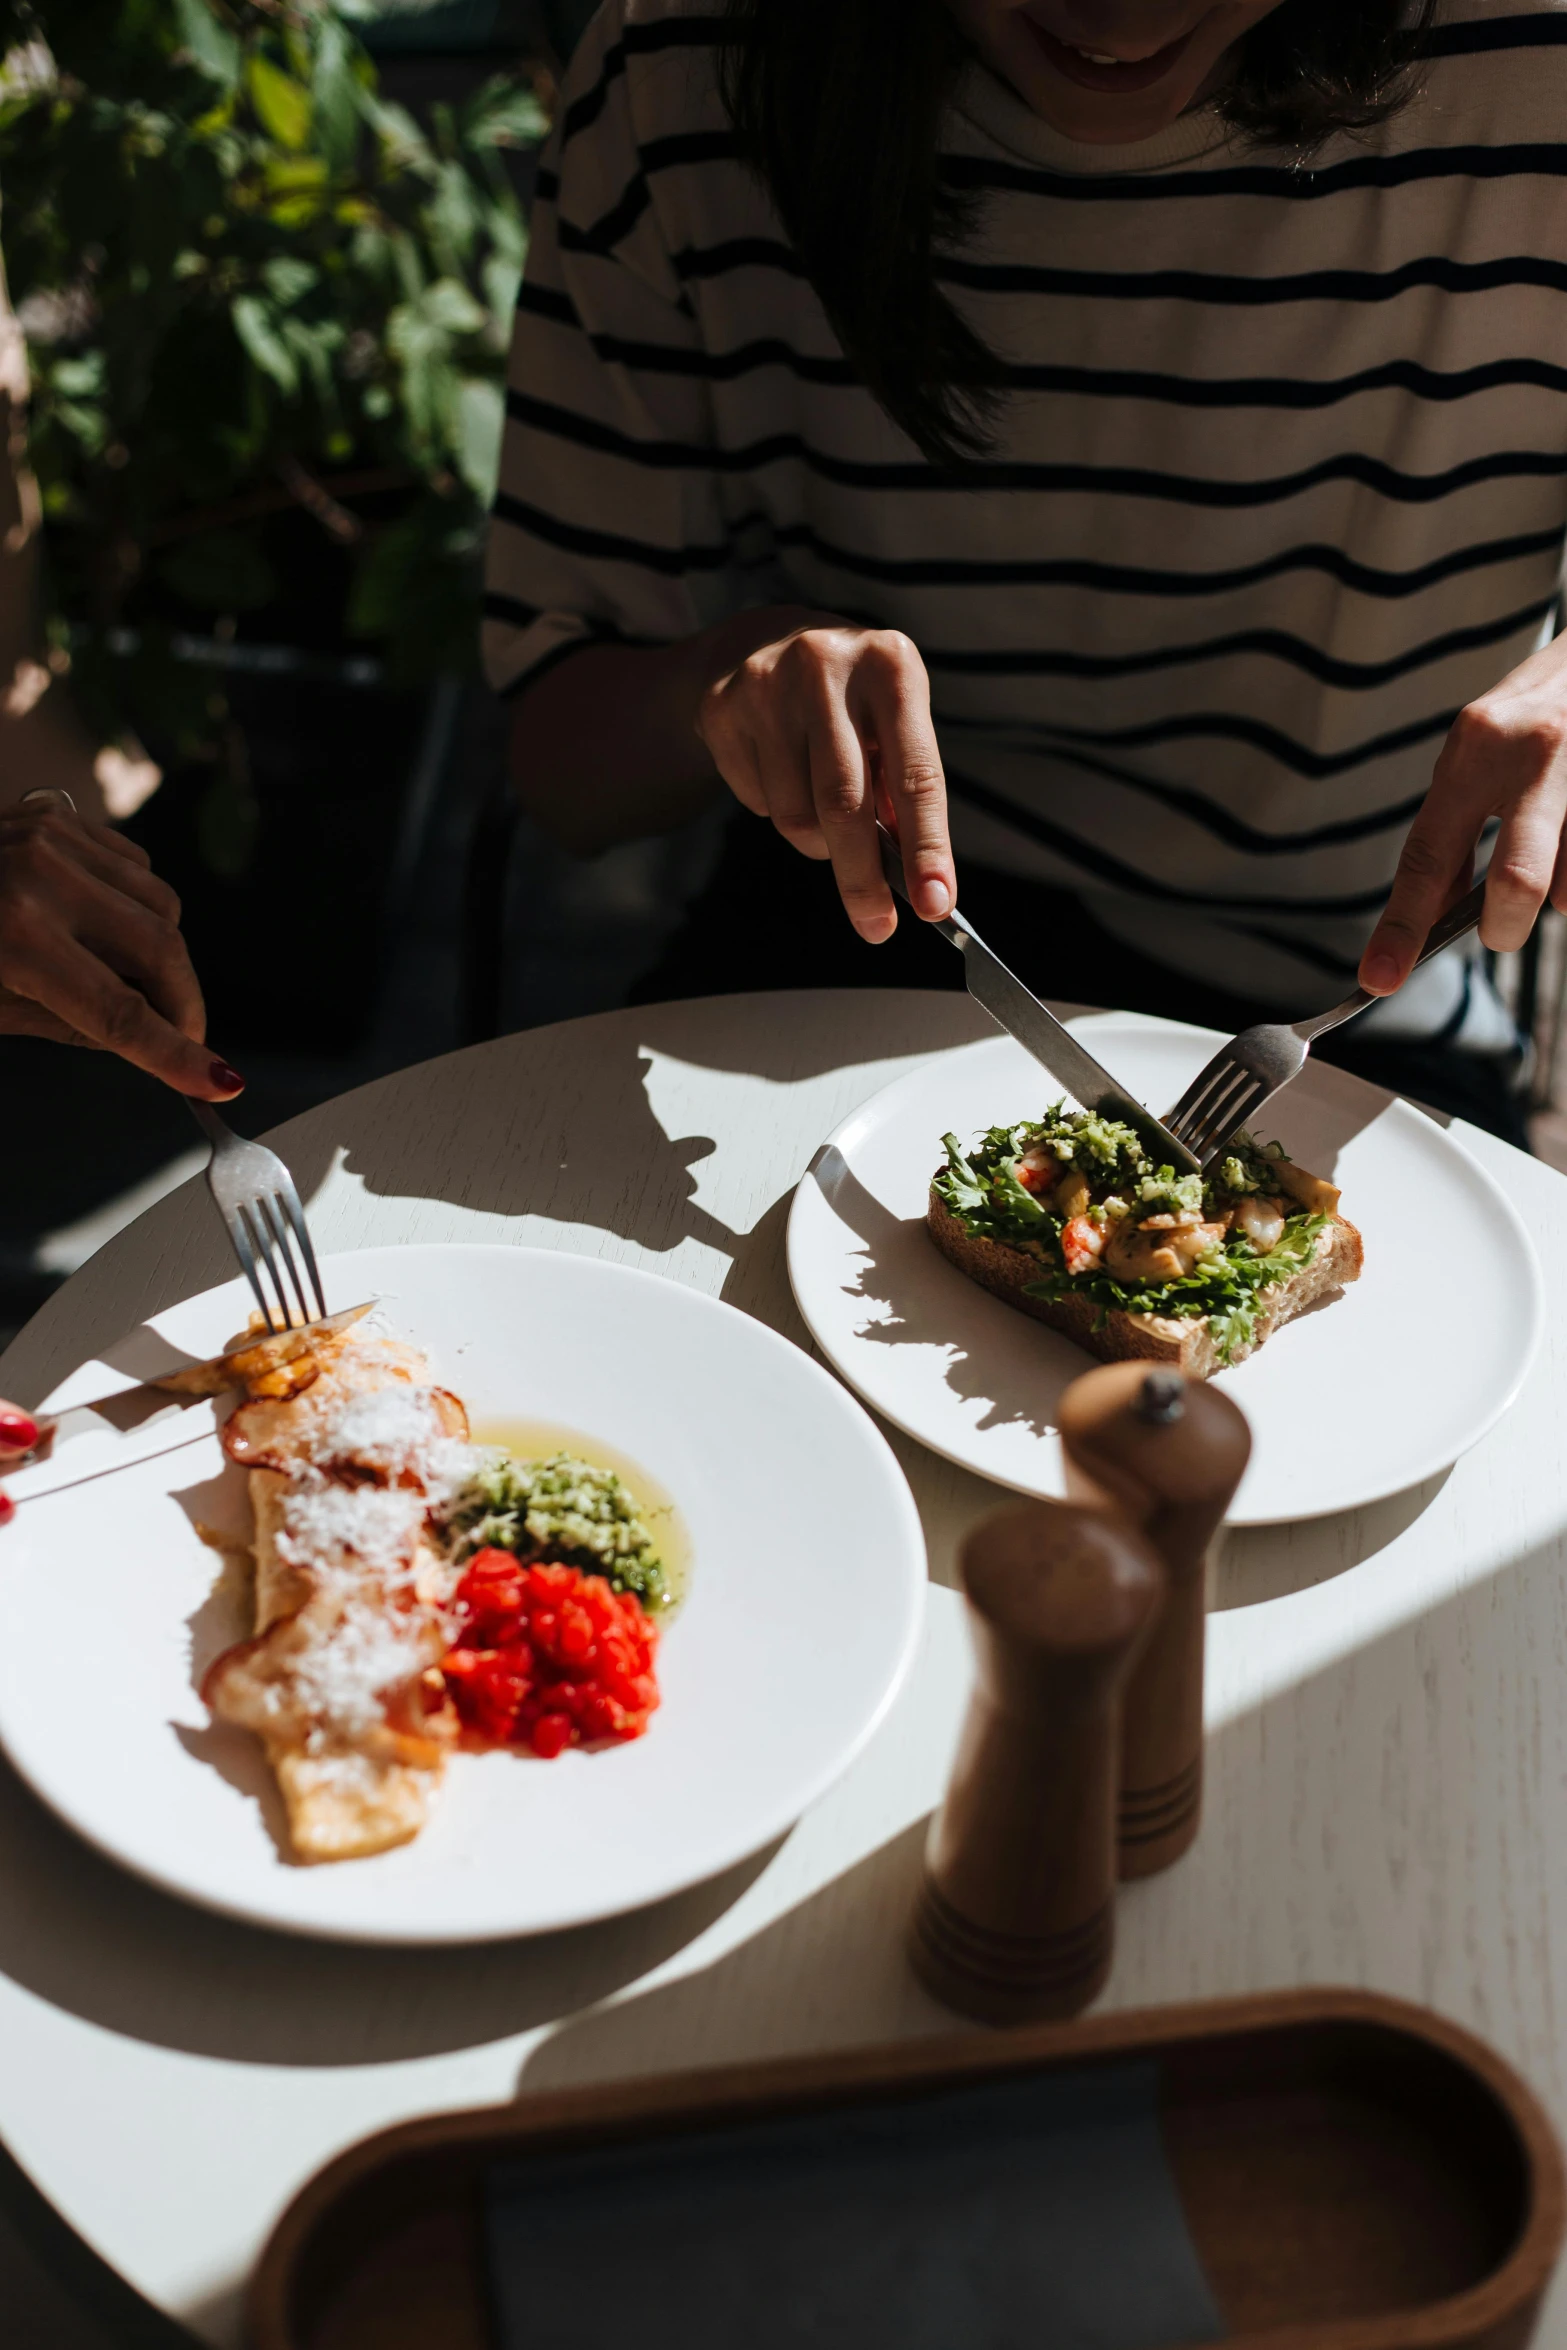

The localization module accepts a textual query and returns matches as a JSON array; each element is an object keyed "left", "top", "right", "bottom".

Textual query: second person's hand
[
  {"left": 692, "top": 606, "right": 956, "bottom": 941},
  {"left": 0, "top": 1403, "right": 41, "bottom": 1528},
  {"left": 1359, "top": 628, "right": 1567, "bottom": 996},
  {"left": 0, "top": 794, "right": 243, "bottom": 1098}
]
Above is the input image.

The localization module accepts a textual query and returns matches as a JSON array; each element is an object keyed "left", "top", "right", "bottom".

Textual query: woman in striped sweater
[{"left": 486, "top": 0, "right": 1567, "bottom": 1137}]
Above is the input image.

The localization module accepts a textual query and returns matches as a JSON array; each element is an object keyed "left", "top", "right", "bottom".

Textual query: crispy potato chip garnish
[{"left": 151, "top": 1302, "right": 376, "bottom": 1398}]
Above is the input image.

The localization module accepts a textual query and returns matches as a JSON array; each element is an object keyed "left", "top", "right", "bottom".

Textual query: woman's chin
[
  {"left": 971, "top": 12, "right": 1227, "bottom": 144},
  {"left": 999, "top": 66, "right": 1211, "bottom": 143}
]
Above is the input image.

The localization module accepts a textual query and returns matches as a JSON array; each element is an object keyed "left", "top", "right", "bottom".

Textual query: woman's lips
[{"left": 1022, "top": 19, "right": 1198, "bottom": 94}]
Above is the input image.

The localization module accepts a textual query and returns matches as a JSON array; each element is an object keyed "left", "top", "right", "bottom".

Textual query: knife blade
[
  {"left": 5, "top": 1300, "right": 380, "bottom": 1506},
  {"left": 877, "top": 826, "right": 1202, "bottom": 1178}
]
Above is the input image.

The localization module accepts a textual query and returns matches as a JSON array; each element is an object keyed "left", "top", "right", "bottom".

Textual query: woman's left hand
[
  {"left": 0, "top": 1404, "right": 41, "bottom": 1527},
  {"left": 1360, "top": 631, "right": 1567, "bottom": 994}
]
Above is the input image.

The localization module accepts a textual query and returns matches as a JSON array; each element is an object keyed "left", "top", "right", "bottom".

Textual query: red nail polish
[
  {"left": 0, "top": 1490, "right": 13, "bottom": 1526},
  {"left": 209, "top": 1060, "right": 244, "bottom": 1094},
  {"left": 0, "top": 1412, "right": 38, "bottom": 1451}
]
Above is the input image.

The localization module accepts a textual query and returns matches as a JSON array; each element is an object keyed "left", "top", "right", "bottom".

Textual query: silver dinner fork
[
  {"left": 185, "top": 1099, "right": 327, "bottom": 1333},
  {"left": 1162, "top": 883, "right": 1490, "bottom": 1168}
]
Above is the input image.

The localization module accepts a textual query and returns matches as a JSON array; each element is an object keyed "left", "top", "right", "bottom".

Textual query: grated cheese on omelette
[{"left": 275, "top": 1480, "right": 428, "bottom": 1586}]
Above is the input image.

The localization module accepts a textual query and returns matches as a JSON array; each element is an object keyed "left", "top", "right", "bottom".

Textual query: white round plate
[
  {"left": 0, "top": 1245, "right": 925, "bottom": 1943},
  {"left": 787, "top": 1015, "right": 1543, "bottom": 1525}
]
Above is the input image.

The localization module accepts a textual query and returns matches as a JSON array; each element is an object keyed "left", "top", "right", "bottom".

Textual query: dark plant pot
[{"left": 129, "top": 653, "right": 429, "bottom": 1058}]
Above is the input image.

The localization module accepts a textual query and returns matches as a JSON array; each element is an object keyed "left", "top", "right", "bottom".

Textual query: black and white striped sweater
[{"left": 485, "top": 0, "right": 1567, "bottom": 1027}]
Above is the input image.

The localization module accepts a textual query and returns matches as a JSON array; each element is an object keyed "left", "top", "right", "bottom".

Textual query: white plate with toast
[
  {"left": 0, "top": 1245, "right": 925, "bottom": 1943},
  {"left": 787, "top": 1015, "right": 1543, "bottom": 1525}
]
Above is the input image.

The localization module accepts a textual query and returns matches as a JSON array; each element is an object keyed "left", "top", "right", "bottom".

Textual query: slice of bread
[{"left": 928, "top": 1182, "right": 1363, "bottom": 1379}]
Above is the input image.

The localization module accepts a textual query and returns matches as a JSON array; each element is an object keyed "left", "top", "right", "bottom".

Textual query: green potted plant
[{"left": 0, "top": 0, "right": 543, "bottom": 1048}]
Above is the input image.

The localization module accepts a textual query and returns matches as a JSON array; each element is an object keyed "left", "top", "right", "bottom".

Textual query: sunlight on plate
[
  {"left": 787, "top": 1017, "right": 1542, "bottom": 1525},
  {"left": 0, "top": 1245, "right": 925, "bottom": 1945}
]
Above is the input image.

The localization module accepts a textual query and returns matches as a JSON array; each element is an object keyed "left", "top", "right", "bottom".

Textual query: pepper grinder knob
[
  {"left": 909, "top": 1498, "right": 1164, "bottom": 2025},
  {"left": 1059, "top": 1364, "right": 1251, "bottom": 1880}
]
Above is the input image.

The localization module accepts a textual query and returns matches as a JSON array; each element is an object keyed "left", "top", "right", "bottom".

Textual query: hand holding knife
[{"left": 876, "top": 824, "right": 1202, "bottom": 1178}]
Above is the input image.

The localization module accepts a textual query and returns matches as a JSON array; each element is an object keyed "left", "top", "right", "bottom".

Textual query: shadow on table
[
  {"left": 515, "top": 1818, "right": 952, "bottom": 2101},
  {"left": 0, "top": 2131, "right": 196, "bottom": 2350},
  {"left": 0, "top": 1747, "right": 783, "bottom": 2066},
  {"left": 0, "top": 1528, "right": 1556, "bottom": 2099},
  {"left": 1215, "top": 1470, "right": 1452, "bottom": 1609},
  {"left": 261, "top": 992, "right": 991, "bottom": 1278},
  {"left": 511, "top": 1530, "right": 1567, "bottom": 2114},
  {"left": 1106, "top": 1525, "right": 1567, "bottom": 2033}
]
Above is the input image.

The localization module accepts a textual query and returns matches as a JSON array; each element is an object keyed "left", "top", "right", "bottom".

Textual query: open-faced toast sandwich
[{"left": 930, "top": 1106, "right": 1362, "bottom": 1378}]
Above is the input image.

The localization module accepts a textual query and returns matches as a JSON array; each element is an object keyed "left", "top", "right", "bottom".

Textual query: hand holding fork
[
  {"left": 185, "top": 1100, "right": 327, "bottom": 1334},
  {"left": 1162, "top": 880, "right": 1489, "bottom": 1168}
]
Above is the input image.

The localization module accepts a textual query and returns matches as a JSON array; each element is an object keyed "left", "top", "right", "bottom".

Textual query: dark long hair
[{"left": 717, "top": 0, "right": 1439, "bottom": 463}]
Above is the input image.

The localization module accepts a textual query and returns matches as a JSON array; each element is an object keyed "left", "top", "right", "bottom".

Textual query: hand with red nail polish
[
  {"left": 0, "top": 797, "right": 242, "bottom": 1098},
  {"left": 0, "top": 1402, "right": 39, "bottom": 1530}
]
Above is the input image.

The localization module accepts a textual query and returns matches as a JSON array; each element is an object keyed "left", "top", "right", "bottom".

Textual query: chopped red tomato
[
  {"left": 1060, "top": 1215, "right": 1106, "bottom": 1277},
  {"left": 440, "top": 1549, "right": 660, "bottom": 1758}
]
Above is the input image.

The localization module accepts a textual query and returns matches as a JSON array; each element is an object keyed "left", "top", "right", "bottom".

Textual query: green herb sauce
[{"left": 440, "top": 1439, "right": 675, "bottom": 1614}]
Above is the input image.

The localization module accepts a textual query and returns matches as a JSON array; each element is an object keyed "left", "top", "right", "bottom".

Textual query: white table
[{"left": 3, "top": 988, "right": 1566, "bottom": 2346}]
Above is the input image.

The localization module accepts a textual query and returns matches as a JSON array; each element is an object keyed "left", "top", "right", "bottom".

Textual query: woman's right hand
[
  {"left": 0, "top": 796, "right": 242, "bottom": 1098},
  {"left": 693, "top": 608, "right": 956, "bottom": 941}
]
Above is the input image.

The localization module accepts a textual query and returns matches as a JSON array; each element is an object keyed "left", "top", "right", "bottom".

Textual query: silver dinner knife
[{"left": 877, "top": 825, "right": 1202, "bottom": 1179}]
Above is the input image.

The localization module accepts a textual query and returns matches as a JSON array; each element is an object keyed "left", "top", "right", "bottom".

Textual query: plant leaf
[
  {"left": 481, "top": 252, "right": 523, "bottom": 333},
  {"left": 418, "top": 275, "right": 486, "bottom": 337},
  {"left": 247, "top": 53, "right": 313, "bottom": 152},
  {"left": 450, "top": 373, "right": 503, "bottom": 501},
  {"left": 231, "top": 294, "right": 298, "bottom": 393},
  {"left": 172, "top": 0, "right": 242, "bottom": 89},
  {"left": 311, "top": 15, "right": 359, "bottom": 173},
  {"left": 261, "top": 256, "right": 317, "bottom": 307},
  {"left": 461, "top": 78, "right": 549, "bottom": 149}
]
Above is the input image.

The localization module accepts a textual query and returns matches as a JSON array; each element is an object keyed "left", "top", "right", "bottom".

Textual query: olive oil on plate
[{"left": 468, "top": 1419, "right": 691, "bottom": 1615}]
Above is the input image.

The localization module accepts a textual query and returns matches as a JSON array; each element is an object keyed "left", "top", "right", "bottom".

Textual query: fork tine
[
  {"left": 1193, "top": 1078, "right": 1267, "bottom": 1166},
  {"left": 274, "top": 1177, "right": 327, "bottom": 1322},
  {"left": 222, "top": 1201, "right": 280, "bottom": 1334},
  {"left": 259, "top": 1193, "right": 314, "bottom": 1329},
  {"left": 1165, "top": 1062, "right": 1240, "bottom": 1142},
  {"left": 1165, "top": 1065, "right": 1228, "bottom": 1132},
  {"left": 1166, "top": 1063, "right": 1242, "bottom": 1150},
  {"left": 238, "top": 1200, "right": 293, "bottom": 1333},
  {"left": 1179, "top": 1080, "right": 1248, "bottom": 1157},
  {"left": 1191, "top": 1068, "right": 1254, "bottom": 1139}
]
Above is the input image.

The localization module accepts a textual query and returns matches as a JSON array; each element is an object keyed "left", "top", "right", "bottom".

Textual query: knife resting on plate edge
[
  {"left": 5, "top": 1301, "right": 379, "bottom": 1506},
  {"left": 876, "top": 824, "right": 1202, "bottom": 1180}
]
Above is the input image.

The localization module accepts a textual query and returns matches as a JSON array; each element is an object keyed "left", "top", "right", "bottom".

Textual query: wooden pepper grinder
[
  {"left": 909, "top": 1499, "right": 1164, "bottom": 2026},
  {"left": 1059, "top": 1365, "right": 1251, "bottom": 1880}
]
